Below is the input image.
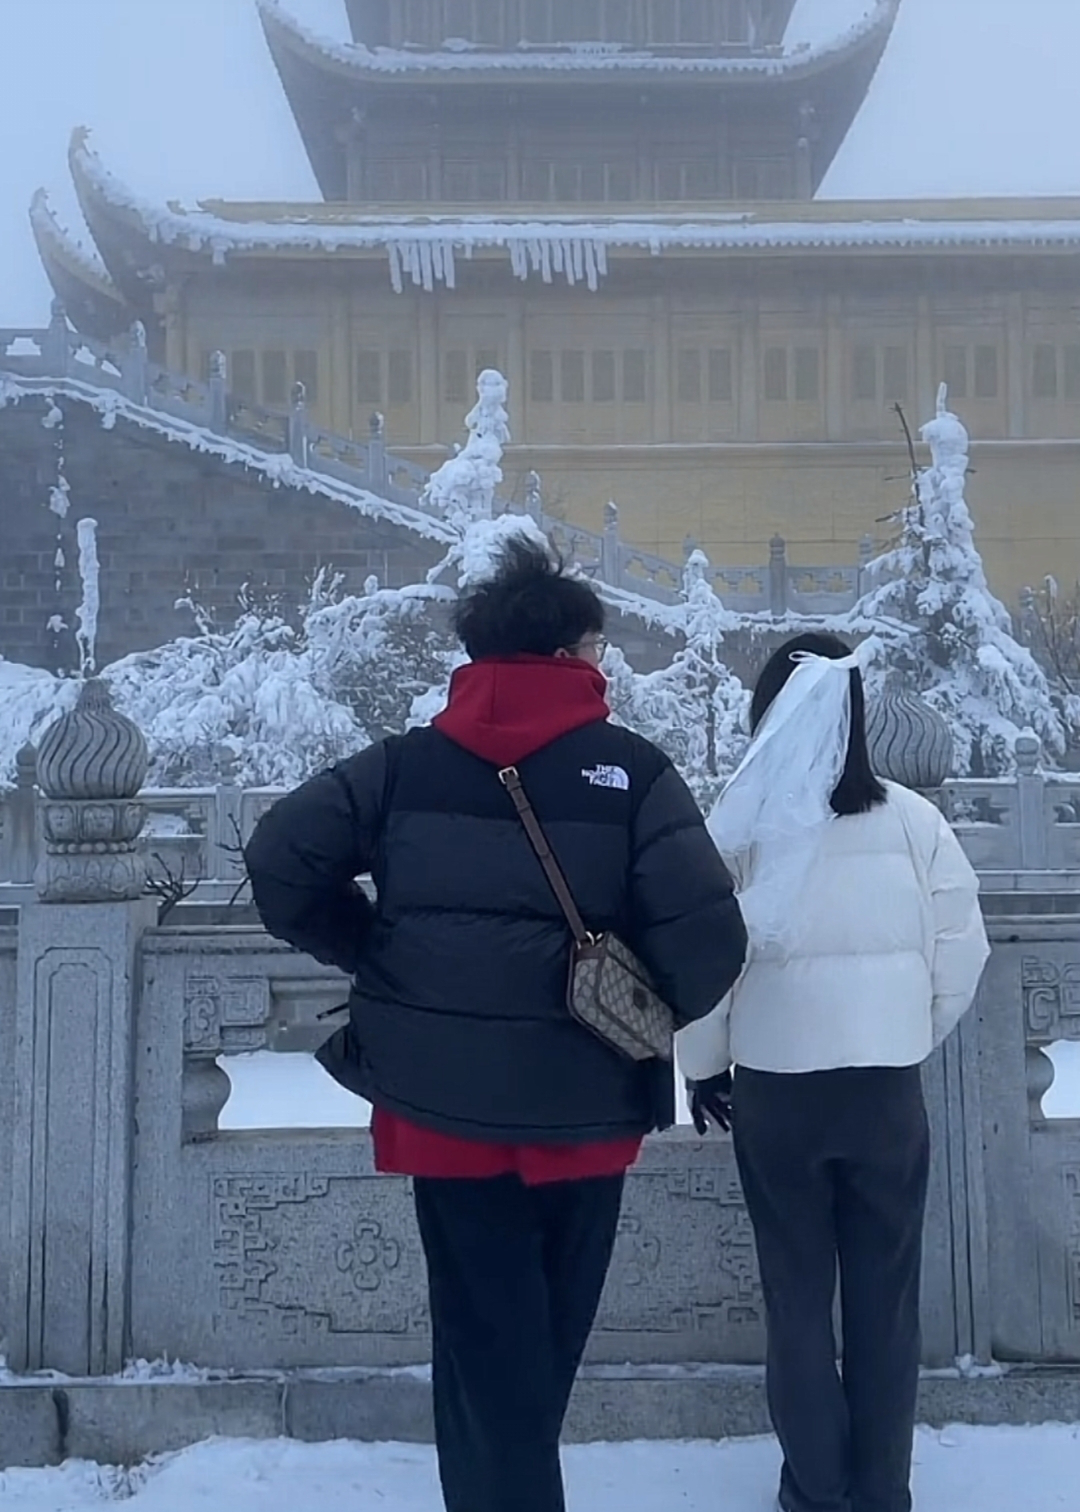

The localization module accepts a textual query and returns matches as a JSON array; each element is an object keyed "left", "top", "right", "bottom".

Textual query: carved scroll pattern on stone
[
  {"left": 184, "top": 973, "right": 271, "bottom": 1055},
  {"left": 334, "top": 1219, "right": 403, "bottom": 1293},
  {"left": 210, "top": 1173, "right": 428, "bottom": 1342},
  {"left": 595, "top": 1164, "right": 763, "bottom": 1336},
  {"left": 1023, "top": 957, "right": 1080, "bottom": 1043}
]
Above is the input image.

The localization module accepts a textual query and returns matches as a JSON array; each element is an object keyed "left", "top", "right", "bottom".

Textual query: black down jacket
[{"left": 245, "top": 722, "right": 746, "bottom": 1143}]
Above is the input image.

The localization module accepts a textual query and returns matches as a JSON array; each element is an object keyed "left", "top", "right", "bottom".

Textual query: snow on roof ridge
[
  {"left": 29, "top": 187, "right": 119, "bottom": 290},
  {"left": 258, "top": 0, "right": 897, "bottom": 77},
  {"left": 61, "top": 141, "right": 1080, "bottom": 294},
  {"left": 0, "top": 372, "right": 456, "bottom": 548}
]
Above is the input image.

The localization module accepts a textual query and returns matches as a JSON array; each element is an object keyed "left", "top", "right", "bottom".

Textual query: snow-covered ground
[
  {"left": 2, "top": 1426, "right": 1080, "bottom": 1511},
  {"left": 219, "top": 1051, "right": 696, "bottom": 1128},
  {"left": 220, "top": 1051, "right": 371, "bottom": 1129},
  {"left": 1044, "top": 1040, "right": 1080, "bottom": 1119},
  {"left": 219, "top": 1045, "right": 1080, "bottom": 1130}
]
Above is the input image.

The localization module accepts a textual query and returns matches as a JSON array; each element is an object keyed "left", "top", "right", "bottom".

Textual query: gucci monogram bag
[{"left": 498, "top": 766, "right": 675, "bottom": 1062}]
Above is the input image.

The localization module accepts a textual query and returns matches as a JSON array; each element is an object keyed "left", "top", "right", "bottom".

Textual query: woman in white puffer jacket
[{"left": 678, "top": 632, "right": 989, "bottom": 1512}]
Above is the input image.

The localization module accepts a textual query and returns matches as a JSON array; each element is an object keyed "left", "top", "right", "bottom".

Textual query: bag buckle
[{"left": 498, "top": 766, "right": 518, "bottom": 787}]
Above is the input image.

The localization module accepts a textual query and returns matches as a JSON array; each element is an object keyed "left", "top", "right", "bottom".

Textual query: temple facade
[{"left": 31, "top": 0, "right": 1080, "bottom": 601}]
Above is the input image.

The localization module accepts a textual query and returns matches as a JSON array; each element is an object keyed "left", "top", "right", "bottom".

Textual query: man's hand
[{"left": 688, "top": 1071, "right": 733, "bottom": 1135}]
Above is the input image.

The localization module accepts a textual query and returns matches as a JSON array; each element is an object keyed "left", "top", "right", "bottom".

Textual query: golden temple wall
[{"left": 173, "top": 254, "right": 1080, "bottom": 601}]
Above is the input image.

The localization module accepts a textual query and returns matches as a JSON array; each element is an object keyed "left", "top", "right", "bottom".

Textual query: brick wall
[{"left": 0, "top": 396, "right": 441, "bottom": 671}]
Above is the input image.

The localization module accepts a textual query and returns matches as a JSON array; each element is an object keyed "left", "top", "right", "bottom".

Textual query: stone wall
[
  {"left": 0, "top": 396, "right": 441, "bottom": 671},
  {"left": 0, "top": 904, "right": 1061, "bottom": 1378}
]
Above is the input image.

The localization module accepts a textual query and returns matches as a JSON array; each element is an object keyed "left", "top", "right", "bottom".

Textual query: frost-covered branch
[{"left": 855, "top": 385, "right": 1063, "bottom": 773}]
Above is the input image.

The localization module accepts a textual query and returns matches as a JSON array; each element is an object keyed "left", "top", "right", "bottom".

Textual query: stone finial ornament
[
  {"left": 36, "top": 677, "right": 148, "bottom": 799},
  {"left": 866, "top": 686, "right": 954, "bottom": 791},
  {"left": 34, "top": 678, "right": 149, "bottom": 902},
  {"left": 1014, "top": 730, "right": 1042, "bottom": 777}
]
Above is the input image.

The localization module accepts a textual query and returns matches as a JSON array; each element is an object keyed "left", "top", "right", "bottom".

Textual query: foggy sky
[{"left": 2, "top": 0, "right": 1079, "bottom": 327}]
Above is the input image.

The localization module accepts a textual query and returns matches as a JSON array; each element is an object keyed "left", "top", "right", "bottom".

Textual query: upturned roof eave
[
  {"left": 258, "top": 0, "right": 900, "bottom": 89},
  {"left": 30, "top": 189, "right": 131, "bottom": 307},
  {"left": 68, "top": 129, "right": 1080, "bottom": 286}
]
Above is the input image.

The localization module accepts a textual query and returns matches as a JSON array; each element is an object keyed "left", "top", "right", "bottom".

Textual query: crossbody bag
[{"left": 498, "top": 764, "right": 675, "bottom": 1062}]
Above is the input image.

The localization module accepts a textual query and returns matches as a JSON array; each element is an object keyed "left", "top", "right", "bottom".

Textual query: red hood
[{"left": 433, "top": 656, "right": 610, "bottom": 766}]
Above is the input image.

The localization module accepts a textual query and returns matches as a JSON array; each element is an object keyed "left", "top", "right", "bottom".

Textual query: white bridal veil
[{"left": 708, "top": 650, "right": 863, "bottom": 958}]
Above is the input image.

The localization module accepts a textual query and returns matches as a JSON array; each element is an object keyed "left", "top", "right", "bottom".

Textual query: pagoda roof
[
  {"left": 29, "top": 189, "right": 133, "bottom": 342},
  {"left": 261, "top": 0, "right": 896, "bottom": 81},
  {"left": 259, "top": 0, "right": 899, "bottom": 199},
  {"left": 66, "top": 134, "right": 1080, "bottom": 295}
]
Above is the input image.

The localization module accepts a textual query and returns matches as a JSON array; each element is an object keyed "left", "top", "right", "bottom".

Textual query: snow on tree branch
[
  {"left": 607, "top": 549, "right": 749, "bottom": 808},
  {"left": 424, "top": 369, "right": 510, "bottom": 531},
  {"left": 855, "top": 385, "right": 1063, "bottom": 774}
]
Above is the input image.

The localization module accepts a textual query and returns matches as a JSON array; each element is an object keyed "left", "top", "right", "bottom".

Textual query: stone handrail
[
  {"left": 1, "top": 307, "right": 871, "bottom": 616},
  {"left": 5, "top": 748, "right": 1080, "bottom": 893}
]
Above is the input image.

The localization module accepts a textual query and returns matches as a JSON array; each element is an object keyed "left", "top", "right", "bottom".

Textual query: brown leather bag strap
[{"left": 498, "top": 765, "right": 592, "bottom": 946}]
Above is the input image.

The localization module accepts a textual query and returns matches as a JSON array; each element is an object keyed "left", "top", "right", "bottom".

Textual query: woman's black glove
[{"left": 688, "top": 1071, "right": 733, "bottom": 1135}]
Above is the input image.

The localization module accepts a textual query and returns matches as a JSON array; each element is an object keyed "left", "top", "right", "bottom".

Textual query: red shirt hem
[{"left": 371, "top": 1108, "right": 642, "bottom": 1186}]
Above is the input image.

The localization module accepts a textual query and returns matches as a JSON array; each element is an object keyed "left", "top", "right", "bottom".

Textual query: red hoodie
[{"left": 371, "top": 655, "right": 644, "bottom": 1186}]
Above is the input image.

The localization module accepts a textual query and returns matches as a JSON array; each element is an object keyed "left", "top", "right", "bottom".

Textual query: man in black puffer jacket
[{"left": 246, "top": 535, "right": 746, "bottom": 1512}]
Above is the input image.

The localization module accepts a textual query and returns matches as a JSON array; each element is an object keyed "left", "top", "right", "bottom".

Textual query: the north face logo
[{"left": 582, "top": 765, "right": 630, "bottom": 791}]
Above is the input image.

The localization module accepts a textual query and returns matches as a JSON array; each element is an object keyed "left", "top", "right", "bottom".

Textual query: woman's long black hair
[{"left": 750, "top": 632, "right": 887, "bottom": 817}]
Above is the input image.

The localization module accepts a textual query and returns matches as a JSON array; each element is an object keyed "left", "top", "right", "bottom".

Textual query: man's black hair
[
  {"left": 453, "top": 534, "right": 605, "bottom": 661},
  {"left": 751, "top": 631, "right": 888, "bottom": 817}
]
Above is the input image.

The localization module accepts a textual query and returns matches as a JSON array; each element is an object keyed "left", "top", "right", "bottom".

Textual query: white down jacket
[{"left": 677, "top": 781, "right": 990, "bottom": 1081}]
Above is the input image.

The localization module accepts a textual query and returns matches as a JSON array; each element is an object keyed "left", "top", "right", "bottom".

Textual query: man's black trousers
[
  {"left": 732, "top": 1065, "right": 931, "bottom": 1512},
  {"left": 413, "top": 1172, "right": 624, "bottom": 1512}
]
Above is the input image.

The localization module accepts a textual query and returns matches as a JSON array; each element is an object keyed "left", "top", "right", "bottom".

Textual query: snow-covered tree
[
  {"left": 0, "top": 572, "right": 463, "bottom": 790},
  {"left": 1018, "top": 577, "right": 1080, "bottom": 755},
  {"left": 303, "top": 572, "right": 460, "bottom": 741},
  {"left": 423, "top": 367, "right": 532, "bottom": 602},
  {"left": 112, "top": 573, "right": 463, "bottom": 785},
  {"left": 424, "top": 368, "right": 510, "bottom": 531},
  {"left": 854, "top": 385, "right": 1064, "bottom": 774},
  {"left": 103, "top": 591, "right": 366, "bottom": 788},
  {"left": 606, "top": 551, "right": 749, "bottom": 808}
]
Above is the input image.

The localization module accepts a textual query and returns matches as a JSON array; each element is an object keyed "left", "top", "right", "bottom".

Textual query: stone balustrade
[
  {"left": 2, "top": 678, "right": 1080, "bottom": 1471},
  {"left": 4, "top": 735, "right": 1075, "bottom": 899}
]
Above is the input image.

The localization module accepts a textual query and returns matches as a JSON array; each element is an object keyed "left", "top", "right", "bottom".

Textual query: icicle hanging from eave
[
  {"left": 384, "top": 233, "right": 610, "bottom": 292},
  {"left": 387, "top": 242, "right": 404, "bottom": 293}
]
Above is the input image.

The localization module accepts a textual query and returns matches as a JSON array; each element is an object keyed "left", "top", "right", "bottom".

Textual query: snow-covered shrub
[
  {"left": 104, "top": 592, "right": 366, "bottom": 788},
  {"left": 0, "top": 660, "right": 79, "bottom": 788}
]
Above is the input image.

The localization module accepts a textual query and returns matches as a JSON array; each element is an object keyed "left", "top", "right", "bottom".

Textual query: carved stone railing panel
[
  {"left": 1044, "top": 779, "right": 1080, "bottom": 871},
  {"left": 118, "top": 927, "right": 969, "bottom": 1372},
  {"left": 937, "top": 781, "right": 1017, "bottom": 870},
  {"left": 710, "top": 568, "right": 768, "bottom": 613},
  {"left": 227, "top": 396, "right": 290, "bottom": 452},
  {"left": 145, "top": 363, "right": 215, "bottom": 427},
  {"left": 140, "top": 791, "right": 215, "bottom": 884},
  {"left": 1022, "top": 952, "right": 1080, "bottom": 1047}
]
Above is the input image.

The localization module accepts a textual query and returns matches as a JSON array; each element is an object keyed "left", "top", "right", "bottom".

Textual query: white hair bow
[{"left": 708, "top": 649, "right": 864, "bottom": 957}]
